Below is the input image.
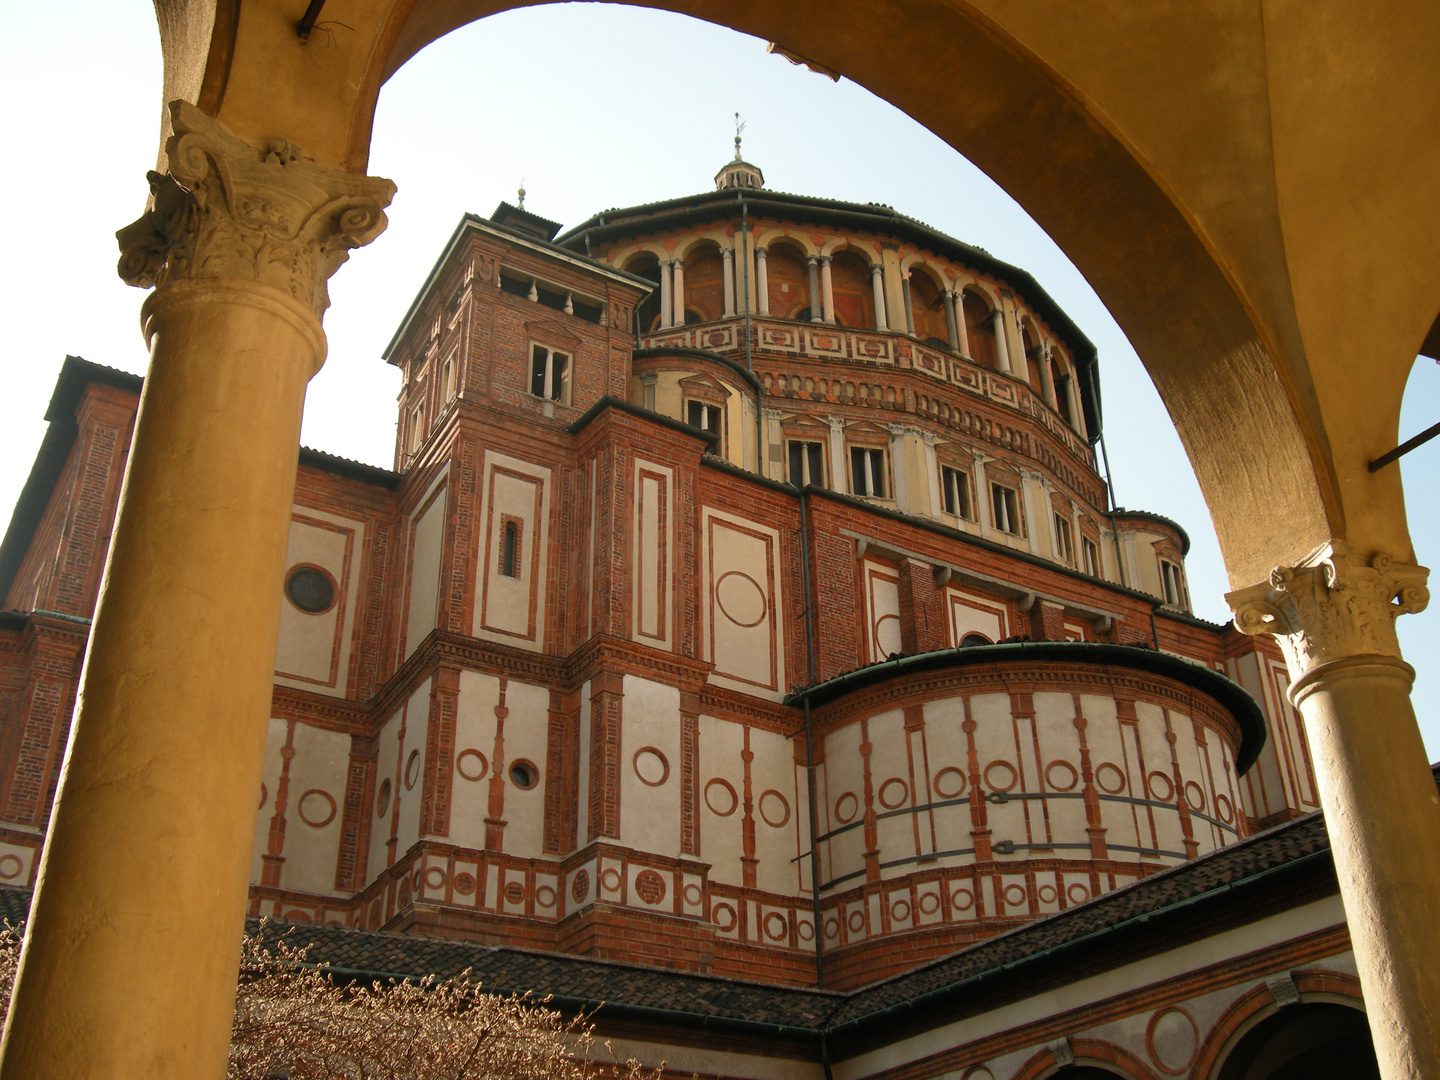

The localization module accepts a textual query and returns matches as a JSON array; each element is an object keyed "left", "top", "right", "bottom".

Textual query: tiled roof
[{"left": 0, "top": 801, "right": 1346, "bottom": 1041}]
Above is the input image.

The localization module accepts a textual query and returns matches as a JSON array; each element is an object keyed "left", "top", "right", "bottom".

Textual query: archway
[{"left": 1215, "top": 1004, "right": 1379, "bottom": 1080}]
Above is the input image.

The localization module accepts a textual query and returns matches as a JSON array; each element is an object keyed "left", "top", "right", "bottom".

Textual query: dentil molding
[
  {"left": 117, "top": 101, "right": 395, "bottom": 320},
  {"left": 1226, "top": 540, "right": 1429, "bottom": 675}
]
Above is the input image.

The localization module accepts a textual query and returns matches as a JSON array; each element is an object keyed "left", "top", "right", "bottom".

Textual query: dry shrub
[{"left": 0, "top": 924, "right": 662, "bottom": 1080}]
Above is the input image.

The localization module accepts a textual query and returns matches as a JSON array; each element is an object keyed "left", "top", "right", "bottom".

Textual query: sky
[{"left": 4, "top": 1, "right": 1439, "bottom": 753}]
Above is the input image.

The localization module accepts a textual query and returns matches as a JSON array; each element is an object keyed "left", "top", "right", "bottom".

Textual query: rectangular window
[
  {"left": 991, "top": 483, "right": 1020, "bottom": 535},
  {"left": 788, "top": 441, "right": 825, "bottom": 488},
  {"left": 1054, "top": 514, "right": 1075, "bottom": 565},
  {"left": 941, "top": 466, "right": 972, "bottom": 519},
  {"left": 1161, "top": 559, "right": 1189, "bottom": 608},
  {"left": 530, "top": 345, "right": 571, "bottom": 404},
  {"left": 687, "top": 400, "right": 722, "bottom": 435},
  {"left": 407, "top": 403, "right": 425, "bottom": 454},
  {"left": 1082, "top": 536, "right": 1100, "bottom": 577},
  {"left": 441, "top": 353, "right": 457, "bottom": 401},
  {"left": 850, "top": 446, "right": 887, "bottom": 498}
]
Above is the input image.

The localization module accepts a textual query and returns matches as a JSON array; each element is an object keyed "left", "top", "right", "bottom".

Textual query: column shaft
[
  {"left": 0, "top": 281, "right": 322, "bottom": 1079},
  {"left": 955, "top": 288, "right": 971, "bottom": 356},
  {"left": 944, "top": 290, "right": 960, "bottom": 351},
  {"left": 755, "top": 247, "right": 770, "bottom": 315},
  {"left": 722, "top": 246, "right": 736, "bottom": 317},
  {"left": 820, "top": 256, "right": 835, "bottom": 323},
  {"left": 870, "top": 264, "right": 888, "bottom": 331},
  {"left": 672, "top": 258, "right": 685, "bottom": 326},
  {"left": 659, "top": 259, "right": 673, "bottom": 328},
  {"left": 806, "top": 256, "right": 821, "bottom": 322},
  {"left": 992, "top": 309, "right": 1012, "bottom": 374},
  {"left": 901, "top": 272, "right": 916, "bottom": 335}
]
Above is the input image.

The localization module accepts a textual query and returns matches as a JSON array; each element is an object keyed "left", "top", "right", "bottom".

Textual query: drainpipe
[{"left": 797, "top": 492, "right": 826, "bottom": 994}]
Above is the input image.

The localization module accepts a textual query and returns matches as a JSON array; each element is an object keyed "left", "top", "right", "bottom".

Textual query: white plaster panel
[
  {"left": 620, "top": 675, "right": 682, "bottom": 855},
  {"left": 0, "top": 843, "right": 34, "bottom": 888},
  {"left": 701, "top": 507, "right": 786, "bottom": 698},
  {"left": 276, "top": 721, "right": 351, "bottom": 897},
  {"left": 750, "top": 725, "right": 803, "bottom": 895},
  {"left": 449, "top": 670, "right": 502, "bottom": 851},
  {"left": 497, "top": 679, "right": 550, "bottom": 858},
  {"left": 367, "top": 706, "right": 404, "bottom": 880},
  {"left": 404, "top": 479, "right": 447, "bottom": 659},
  {"left": 863, "top": 559, "right": 902, "bottom": 661},
  {"left": 394, "top": 680, "right": 431, "bottom": 855},
  {"left": 821, "top": 721, "right": 867, "bottom": 889},
  {"left": 275, "top": 507, "right": 364, "bottom": 697},
  {"left": 632, "top": 460, "right": 675, "bottom": 651},
  {"left": 252, "top": 717, "right": 288, "bottom": 884},
  {"left": 699, "top": 715, "right": 746, "bottom": 887},
  {"left": 476, "top": 452, "right": 551, "bottom": 650},
  {"left": 945, "top": 587, "right": 1009, "bottom": 645}
]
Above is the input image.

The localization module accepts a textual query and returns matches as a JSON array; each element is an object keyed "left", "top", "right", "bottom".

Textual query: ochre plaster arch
[
  {"left": 1193, "top": 973, "right": 1367, "bottom": 1080},
  {"left": 755, "top": 228, "right": 820, "bottom": 257}
]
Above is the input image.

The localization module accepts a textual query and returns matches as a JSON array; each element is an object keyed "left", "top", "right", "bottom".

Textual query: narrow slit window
[
  {"left": 941, "top": 466, "right": 972, "bottom": 519},
  {"left": 501, "top": 520, "right": 520, "bottom": 578},
  {"left": 1161, "top": 559, "right": 1188, "bottom": 608},
  {"left": 850, "top": 446, "right": 887, "bottom": 498},
  {"left": 788, "top": 441, "right": 825, "bottom": 488},
  {"left": 441, "top": 353, "right": 457, "bottom": 401},
  {"left": 530, "top": 345, "right": 571, "bottom": 404},
  {"left": 408, "top": 403, "right": 425, "bottom": 454},
  {"left": 1082, "top": 536, "right": 1100, "bottom": 577},
  {"left": 687, "top": 400, "right": 722, "bottom": 435}
]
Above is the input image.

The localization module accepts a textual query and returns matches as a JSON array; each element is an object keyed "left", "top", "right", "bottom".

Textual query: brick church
[{"left": 0, "top": 151, "right": 1379, "bottom": 1077}]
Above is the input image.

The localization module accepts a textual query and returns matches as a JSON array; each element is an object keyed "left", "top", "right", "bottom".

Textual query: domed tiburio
[{"left": 2, "top": 149, "right": 1357, "bottom": 1076}]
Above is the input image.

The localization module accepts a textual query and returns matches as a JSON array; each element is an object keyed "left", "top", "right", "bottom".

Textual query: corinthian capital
[
  {"left": 1226, "top": 540, "right": 1429, "bottom": 674},
  {"left": 116, "top": 101, "right": 396, "bottom": 320}
]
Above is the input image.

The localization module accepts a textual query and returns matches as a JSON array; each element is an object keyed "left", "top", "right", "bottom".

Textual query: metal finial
[
  {"left": 734, "top": 112, "right": 745, "bottom": 160},
  {"left": 517, "top": 178, "right": 526, "bottom": 209}
]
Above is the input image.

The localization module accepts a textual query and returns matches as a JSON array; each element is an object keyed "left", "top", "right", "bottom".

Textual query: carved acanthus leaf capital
[
  {"left": 117, "top": 101, "right": 396, "bottom": 320},
  {"left": 1226, "top": 540, "right": 1429, "bottom": 674}
]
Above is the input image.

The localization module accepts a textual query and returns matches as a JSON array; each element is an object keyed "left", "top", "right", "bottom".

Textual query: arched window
[
  {"left": 682, "top": 247, "right": 725, "bottom": 323},
  {"left": 962, "top": 290, "right": 999, "bottom": 369},
  {"left": 1216, "top": 1003, "right": 1378, "bottom": 1080},
  {"left": 765, "top": 244, "right": 810, "bottom": 320},
  {"left": 830, "top": 251, "right": 874, "bottom": 329},
  {"left": 625, "top": 254, "right": 663, "bottom": 332},
  {"left": 1022, "top": 320, "right": 1044, "bottom": 390},
  {"left": 908, "top": 270, "right": 947, "bottom": 346},
  {"left": 959, "top": 633, "right": 991, "bottom": 647},
  {"left": 501, "top": 521, "right": 520, "bottom": 578}
]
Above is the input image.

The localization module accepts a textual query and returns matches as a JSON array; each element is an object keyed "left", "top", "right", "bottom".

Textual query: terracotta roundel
[
  {"left": 878, "top": 777, "right": 910, "bottom": 809},
  {"left": 453, "top": 872, "right": 476, "bottom": 896},
  {"left": 404, "top": 749, "right": 421, "bottom": 790},
  {"left": 424, "top": 867, "right": 446, "bottom": 891},
  {"left": 833, "top": 792, "right": 859, "bottom": 823},
  {"left": 1044, "top": 760, "right": 1079, "bottom": 792},
  {"left": 635, "top": 869, "right": 667, "bottom": 905},
  {"left": 503, "top": 881, "right": 526, "bottom": 905},
  {"left": 1146, "top": 1006, "right": 1200, "bottom": 1074},
  {"left": 704, "top": 778, "right": 738, "bottom": 816},
  {"left": 933, "top": 767, "right": 967, "bottom": 799},
  {"left": 983, "top": 760, "right": 1018, "bottom": 793},
  {"left": 376, "top": 778, "right": 392, "bottom": 818},
  {"left": 758, "top": 789, "right": 791, "bottom": 828},
  {"left": 534, "top": 885, "right": 557, "bottom": 909},
  {"left": 297, "top": 788, "right": 337, "bottom": 828},
  {"left": 1184, "top": 780, "right": 1207, "bottom": 812},
  {"left": 0, "top": 856, "right": 21, "bottom": 881},
  {"left": 714, "top": 570, "right": 768, "bottom": 628},
  {"left": 1095, "top": 762, "right": 1128, "bottom": 794},
  {"left": 632, "top": 746, "right": 670, "bottom": 787},
  {"left": 1146, "top": 770, "right": 1175, "bottom": 802},
  {"left": 711, "top": 903, "right": 737, "bottom": 931},
  {"left": 570, "top": 869, "right": 590, "bottom": 903},
  {"left": 763, "top": 912, "right": 789, "bottom": 941},
  {"left": 456, "top": 749, "right": 488, "bottom": 782}
]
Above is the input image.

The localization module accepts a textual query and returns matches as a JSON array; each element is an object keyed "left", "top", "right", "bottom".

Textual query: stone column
[
  {"left": 954, "top": 288, "right": 971, "bottom": 357},
  {"left": 755, "top": 246, "right": 770, "bottom": 315},
  {"left": 0, "top": 101, "right": 392, "bottom": 1080},
  {"left": 806, "top": 255, "right": 822, "bottom": 322},
  {"left": 827, "top": 416, "right": 847, "bottom": 493},
  {"left": 1066, "top": 373, "right": 1087, "bottom": 437},
  {"left": 901, "top": 270, "right": 917, "bottom": 335},
  {"left": 659, "top": 259, "right": 673, "bottom": 328},
  {"left": 820, "top": 255, "right": 835, "bottom": 323},
  {"left": 944, "top": 290, "right": 961, "bottom": 352},
  {"left": 672, "top": 258, "right": 686, "bottom": 326},
  {"left": 992, "top": 307, "right": 1012, "bottom": 375},
  {"left": 1038, "top": 342, "right": 1059, "bottom": 409},
  {"left": 1228, "top": 541, "right": 1440, "bottom": 1079},
  {"left": 722, "top": 246, "right": 735, "bottom": 317},
  {"left": 971, "top": 450, "right": 992, "bottom": 541},
  {"left": 870, "top": 264, "right": 888, "bottom": 331}
]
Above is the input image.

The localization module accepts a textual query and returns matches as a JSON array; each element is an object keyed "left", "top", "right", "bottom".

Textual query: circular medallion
[
  {"left": 797, "top": 918, "right": 815, "bottom": 942},
  {"left": 0, "top": 856, "right": 21, "bottom": 881},
  {"left": 712, "top": 903, "right": 737, "bottom": 931},
  {"left": 1095, "top": 763, "right": 1128, "bottom": 794},
  {"left": 683, "top": 883, "right": 703, "bottom": 906},
  {"left": 704, "top": 778, "right": 738, "bottom": 816},
  {"left": 1146, "top": 1007, "right": 1200, "bottom": 1075},
  {"left": 764, "top": 912, "right": 789, "bottom": 941},
  {"left": 758, "top": 789, "right": 791, "bottom": 828},
  {"left": 405, "top": 749, "right": 422, "bottom": 790},
  {"left": 1045, "top": 760, "right": 1079, "bottom": 792},
  {"left": 1216, "top": 794, "right": 1234, "bottom": 824},
  {"left": 534, "top": 885, "right": 557, "bottom": 908},
  {"left": 376, "top": 778, "right": 392, "bottom": 818},
  {"left": 1038, "top": 884, "right": 1057, "bottom": 904},
  {"left": 1004, "top": 884, "right": 1028, "bottom": 907},
  {"left": 833, "top": 792, "right": 859, "bottom": 823},
  {"left": 570, "top": 870, "right": 590, "bottom": 903},
  {"left": 635, "top": 869, "right": 666, "bottom": 905},
  {"left": 298, "top": 788, "right": 337, "bottom": 828},
  {"left": 1147, "top": 771, "right": 1175, "bottom": 802},
  {"left": 453, "top": 872, "right": 476, "bottom": 896},
  {"left": 632, "top": 747, "right": 670, "bottom": 787},
  {"left": 504, "top": 881, "right": 525, "bottom": 905},
  {"left": 715, "top": 570, "right": 768, "bottom": 628},
  {"left": 983, "top": 760, "right": 1018, "bottom": 792},
  {"left": 424, "top": 866, "right": 446, "bottom": 891},
  {"left": 878, "top": 777, "right": 910, "bottom": 809},
  {"left": 890, "top": 899, "right": 911, "bottom": 923},
  {"left": 848, "top": 910, "right": 866, "bottom": 933},
  {"left": 1067, "top": 883, "right": 1091, "bottom": 904},
  {"left": 1185, "top": 781, "right": 1206, "bottom": 812},
  {"left": 600, "top": 867, "right": 623, "bottom": 893},
  {"left": 824, "top": 917, "right": 840, "bottom": 940},
  {"left": 456, "top": 749, "right": 488, "bottom": 781},
  {"left": 951, "top": 888, "right": 975, "bottom": 912},
  {"left": 918, "top": 891, "right": 941, "bottom": 915},
  {"left": 933, "top": 767, "right": 967, "bottom": 799}
]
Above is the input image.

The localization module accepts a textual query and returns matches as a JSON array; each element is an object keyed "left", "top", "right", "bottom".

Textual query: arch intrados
[
  {"left": 829, "top": 244, "right": 876, "bottom": 269},
  {"left": 961, "top": 282, "right": 999, "bottom": 312},
  {"left": 184, "top": 0, "right": 1341, "bottom": 581},
  {"left": 677, "top": 236, "right": 724, "bottom": 260},
  {"left": 906, "top": 262, "right": 946, "bottom": 294}
]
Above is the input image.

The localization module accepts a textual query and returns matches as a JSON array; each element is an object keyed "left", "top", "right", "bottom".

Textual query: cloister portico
[{"left": 2, "top": 3, "right": 1439, "bottom": 1078}]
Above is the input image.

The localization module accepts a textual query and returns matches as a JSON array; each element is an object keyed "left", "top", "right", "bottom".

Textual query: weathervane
[
  {"left": 734, "top": 112, "right": 745, "bottom": 161},
  {"left": 517, "top": 177, "right": 526, "bottom": 210}
]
